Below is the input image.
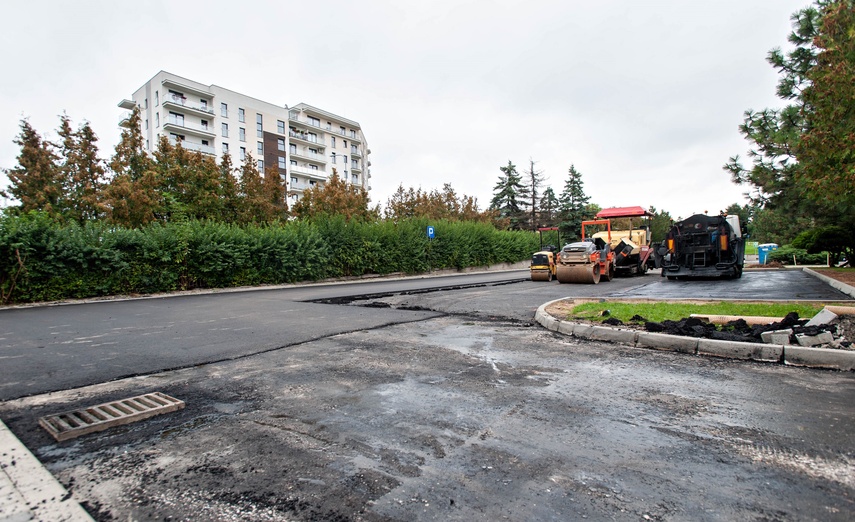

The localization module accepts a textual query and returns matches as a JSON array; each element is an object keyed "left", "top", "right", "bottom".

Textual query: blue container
[{"left": 758, "top": 244, "right": 779, "bottom": 264}]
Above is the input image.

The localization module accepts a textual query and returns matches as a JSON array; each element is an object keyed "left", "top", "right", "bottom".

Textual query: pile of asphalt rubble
[{"left": 602, "top": 312, "right": 854, "bottom": 349}]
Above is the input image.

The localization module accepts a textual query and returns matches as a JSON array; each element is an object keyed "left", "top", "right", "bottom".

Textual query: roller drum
[
  {"left": 530, "top": 270, "right": 552, "bottom": 282},
  {"left": 556, "top": 263, "right": 600, "bottom": 284}
]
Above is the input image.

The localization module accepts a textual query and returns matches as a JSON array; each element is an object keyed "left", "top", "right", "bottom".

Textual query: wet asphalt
[{"left": 0, "top": 269, "right": 853, "bottom": 521}]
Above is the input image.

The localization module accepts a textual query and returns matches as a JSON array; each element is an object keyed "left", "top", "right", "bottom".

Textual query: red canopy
[{"left": 596, "top": 206, "right": 652, "bottom": 219}]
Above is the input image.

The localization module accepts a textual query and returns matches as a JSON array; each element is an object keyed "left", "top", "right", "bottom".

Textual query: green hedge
[
  {"left": 766, "top": 245, "right": 828, "bottom": 265},
  {"left": 0, "top": 212, "right": 539, "bottom": 304}
]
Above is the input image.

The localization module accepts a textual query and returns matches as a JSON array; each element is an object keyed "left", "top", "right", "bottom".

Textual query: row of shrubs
[
  {"left": 765, "top": 245, "right": 829, "bottom": 265},
  {"left": 0, "top": 212, "right": 540, "bottom": 304}
]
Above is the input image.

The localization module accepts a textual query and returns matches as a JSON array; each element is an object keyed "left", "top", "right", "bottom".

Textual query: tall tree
[
  {"left": 539, "top": 187, "right": 559, "bottom": 227},
  {"left": 489, "top": 160, "right": 528, "bottom": 229},
  {"left": 795, "top": 0, "right": 855, "bottom": 219},
  {"left": 523, "top": 159, "right": 544, "bottom": 230},
  {"left": 57, "top": 115, "right": 107, "bottom": 223},
  {"left": 724, "top": 0, "right": 854, "bottom": 248},
  {"left": 647, "top": 206, "right": 674, "bottom": 243},
  {"left": 1, "top": 120, "right": 62, "bottom": 217},
  {"left": 104, "top": 105, "right": 161, "bottom": 227},
  {"left": 558, "top": 164, "right": 592, "bottom": 240}
]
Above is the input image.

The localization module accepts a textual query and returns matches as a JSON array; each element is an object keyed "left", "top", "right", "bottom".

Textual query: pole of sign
[{"left": 427, "top": 226, "right": 434, "bottom": 273}]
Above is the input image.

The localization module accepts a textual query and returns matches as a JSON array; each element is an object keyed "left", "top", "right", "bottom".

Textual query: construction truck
[
  {"left": 593, "top": 206, "right": 654, "bottom": 276},
  {"left": 655, "top": 213, "right": 745, "bottom": 279},
  {"left": 530, "top": 227, "right": 560, "bottom": 281},
  {"left": 556, "top": 220, "right": 615, "bottom": 284}
]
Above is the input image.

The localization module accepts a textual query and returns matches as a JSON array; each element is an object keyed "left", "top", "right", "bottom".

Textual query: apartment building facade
[{"left": 118, "top": 71, "right": 371, "bottom": 202}]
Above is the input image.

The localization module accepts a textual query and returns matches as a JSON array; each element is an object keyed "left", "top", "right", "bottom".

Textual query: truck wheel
[{"left": 603, "top": 264, "right": 615, "bottom": 282}]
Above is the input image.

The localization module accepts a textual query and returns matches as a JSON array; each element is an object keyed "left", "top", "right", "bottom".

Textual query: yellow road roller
[{"left": 530, "top": 250, "right": 557, "bottom": 281}]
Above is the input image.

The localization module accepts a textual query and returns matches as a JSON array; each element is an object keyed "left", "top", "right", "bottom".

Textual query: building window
[
  {"left": 352, "top": 160, "right": 358, "bottom": 168},
  {"left": 238, "top": 108, "right": 245, "bottom": 123},
  {"left": 352, "top": 174, "right": 358, "bottom": 183},
  {"left": 277, "top": 138, "right": 285, "bottom": 151},
  {"left": 331, "top": 153, "right": 336, "bottom": 163},
  {"left": 169, "top": 112, "right": 184, "bottom": 126},
  {"left": 223, "top": 142, "right": 229, "bottom": 153},
  {"left": 202, "top": 139, "right": 209, "bottom": 146},
  {"left": 311, "top": 164, "right": 318, "bottom": 170},
  {"left": 339, "top": 126, "right": 345, "bottom": 135},
  {"left": 289, "top": 144, "right": 296, "bottom": 154},
  {"left": 239, "top": 128, "right": 245, "bottom": 141},
  {"left": 154, "top": 91, "right": 159, "bottom": 106},
  {"left": 258, "top": 160, "right": 263, "bottom": 170},
  {"left": 278, "top": 157, "right": 286, "bottom": 169},
  {"left": 200, "top": 99, "right": 207, "bottom": 111},
  {"left": 291, "top": 176, "right": 298, "bottom": 185},
  {"left": 257, "top": 122, "right": 263, "bottom": 138},
  {"left": 308, "top": 132, "right": 317, "bottom": 143},
  {"left": 351, "top": 130, "right": 357, "bottom": 139},
  {"left": 308, "top": 116, "right": 320, "bottom": 127},
  {"left": 331, "top": 136, "right": 336, "bottom": 148},
  {"left": 309, "top": 180, "right": 317, "bottom": 186},
  {"left": 145, "top": 119, "right": 149, "bottom": 130},
  {"left": 146, "top": 139, "right": 149, "bottom": 149},
  {"left": 290, "top": 160, "right": 297, "bottom": 166},
  {"left": 144, "top": 98, "right": 148, "bottom": 109},
  {"left": 201, "top": 119, "right": 208, "bottom": 130},
  {"left": 222, "top": 123, "right": 229, "bottom": 137},
  {"left": 240, "top": 147, "right": 246, "bottom": 161},
  {"left": 351, "top": 146, "right": 358, "bottom": 154},
  {"left": 309, "top": 148, "right": 318, "bottom": 156},
  {"left": 277, "top": 120, "right": 285, "bottom": 134},
  {"left": 343, "top": 140, "right": 347, "bottom": 148},
  {"left": 257, "top": 142, "right": 263, "bottom": 155},
  {"left": 343, "top": 155, "right": 348, "bottom": 165},
  {"left": 155, "top": 113, "right": 160, "bottom": 127},
  {"left": 221, "top": 103, "right": 228, "bottom": 117}
]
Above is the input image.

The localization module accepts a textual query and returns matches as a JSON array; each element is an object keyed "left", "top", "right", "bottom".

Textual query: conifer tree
[
  {"left": 57, "top": 115, "right": 107, "bottom": 222},
  {"left": 558, "top": 164, "right": 592, "bottom": 240},
  {"left": 539, "top": 187, "right": 559, "bottom": 227},
  {"left": 2, "top": 120, "right": 62, "bottom": 217},
  {"left": 292, "top": 169, "right": 377, "bottom": 221},
  {"left": 489, "top": 160, "right": 528, "bottom": 229}
]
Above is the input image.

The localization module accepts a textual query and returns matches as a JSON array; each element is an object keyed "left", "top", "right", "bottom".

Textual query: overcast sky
[{"left": 0, "top": 0, "right": 809, "bottom": 220}]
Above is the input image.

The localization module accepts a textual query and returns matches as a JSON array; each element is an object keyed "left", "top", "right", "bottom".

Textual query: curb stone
[
  {"left": 536, "top": 299, "right": 855, "bottom": 371},
  {"left": 0, "top": 420, "right": 93, "bottom": 521},
  {"left": 803, "top": 267, "right": 855, "bottom": 299}
]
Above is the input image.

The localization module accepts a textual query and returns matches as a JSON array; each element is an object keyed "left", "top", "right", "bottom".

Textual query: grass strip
[{"left": 568, "top": 301, "right": 823, "bottom": 324}]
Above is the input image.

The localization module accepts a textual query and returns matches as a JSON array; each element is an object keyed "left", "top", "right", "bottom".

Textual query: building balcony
[
  {"left": 351, "top": 164, "right": 362, "bottom": 173},
  {"left": 289, "top": 164, "right": 328, "bottom": 181},
  {"left": 290, "top": 149, "right": 326, "bottom": 164},
  {"left": 289, "top": 130, "right": 325, "bottom": 146},
  {"left": 162, "top": 93, "right": 215, "bottom": 117},
  {"left": 168, "top": 136, "right": 215, "bottom": 155},
  {"left": 119, "top": 112, "right": 131, "bottom": 127},
  {"left": 164, "top": 117, "right": 216, "bottom": 138},
  {"left": 350, "top": 148, "right": 362, "bottom": 158},
  {"left": 288, "top": 114, "right": 326, "bottom": 131}
]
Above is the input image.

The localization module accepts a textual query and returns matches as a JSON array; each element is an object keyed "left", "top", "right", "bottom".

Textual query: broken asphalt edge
[
  {"left": 0, "top": 419, "right": 93, "bottom": 521},
  {"left": 535, "top": 299, "right": 855, "bottom": 371}
]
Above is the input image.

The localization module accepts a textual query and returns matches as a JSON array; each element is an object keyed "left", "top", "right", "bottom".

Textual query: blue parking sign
[{"left": 427, "top": 226, "right": 435, "bottom": 239}]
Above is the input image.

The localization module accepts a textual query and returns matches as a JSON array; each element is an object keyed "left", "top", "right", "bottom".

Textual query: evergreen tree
[
  {"left": 2, "top": 120, "right": 62, "bottom": 217},
  {"left": 539, "top": 187, "right": 559, "bottom": 227},
  {"left": 558, "top": 164, "right": 592, "bottom": 240},
  {"left": 57, "top": 115, "right": 107, "bottom": 223},
  {"left": 104, "top": 106, "right": 161, "bottom": 227},
  {"left": 724, "top": 0, "right": 854, "bottom": 254},
  {"left": 217, "top": 153, "right": 241, "bottom": 223},
  {"left": 489, "top": 160, "right": 528, "bottom": 229}
]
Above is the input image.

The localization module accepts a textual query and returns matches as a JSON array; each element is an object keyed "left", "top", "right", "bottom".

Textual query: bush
[
  {"left": 0, "top": 213, "right": 539, "bottom": 304},
  {"left": 766, "top": 245, "right": 828, "bottom": 265}
]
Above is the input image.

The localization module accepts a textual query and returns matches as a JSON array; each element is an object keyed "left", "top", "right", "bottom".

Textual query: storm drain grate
[{"left": 39, "top": 392, "right": 185, "bottom": 441}]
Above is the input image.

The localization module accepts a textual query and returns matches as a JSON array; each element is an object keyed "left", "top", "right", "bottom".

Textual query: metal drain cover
[{"left": 39, "top": 392, "right": 185, "bottom": 441}]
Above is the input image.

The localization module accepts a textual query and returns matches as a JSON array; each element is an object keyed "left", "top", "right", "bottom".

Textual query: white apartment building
[{"left": 118, "top": 71, "right": 371, "bottom": 202}]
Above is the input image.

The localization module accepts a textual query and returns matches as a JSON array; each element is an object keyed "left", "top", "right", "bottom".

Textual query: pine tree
[
  {"left": 539, "top": 187, "right": 559, "bottom": 227},
  {"left": 558, "top": 164, "right": 591, "bottom": 240},
  {"left": 489, "top": 160, "right": 528, "bottom": 229},
  {"left": 57, "top": 115, "right": 107, "bottom": 223},
  {"left": 2, "top": 120, "right": 62, "bottom": 217}
]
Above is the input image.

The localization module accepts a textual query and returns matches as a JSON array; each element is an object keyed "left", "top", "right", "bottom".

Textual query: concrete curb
[
  {"left": 535, "top": 299, "right": 855, "bottom": 371},
  {"left": 803, "top": 267, "right": 855, "bottom": 299},
  {"left": 0, "top": 420, "right": 93, "bottom": 521}
]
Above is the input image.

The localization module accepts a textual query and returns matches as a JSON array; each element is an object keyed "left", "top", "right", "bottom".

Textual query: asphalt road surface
[{"left": 0, "top": 269, "right": 853, "bottom": 521}]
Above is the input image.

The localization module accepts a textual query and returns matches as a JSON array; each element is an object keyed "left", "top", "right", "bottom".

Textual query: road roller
[
  {"left": 530, "top": 250, "right": 557, "bottom": 281},
  {"left": 556, "top": 220, "right": 616, "bottom": 284}
]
